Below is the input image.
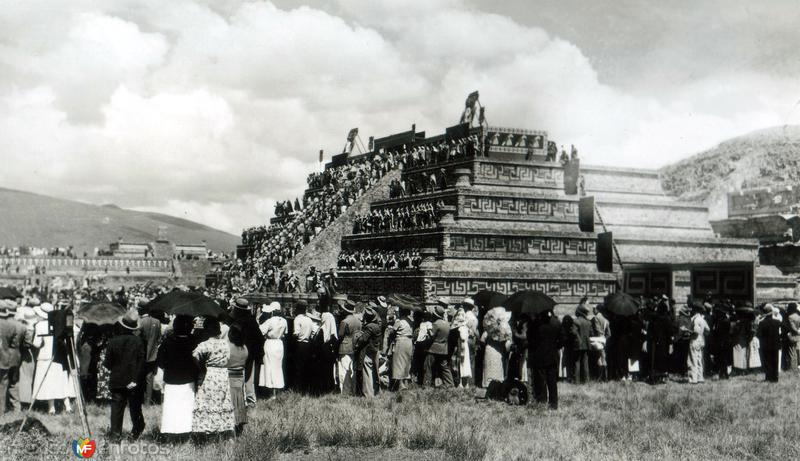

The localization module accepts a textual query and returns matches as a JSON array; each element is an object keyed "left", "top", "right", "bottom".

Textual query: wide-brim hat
[
  {"left": 434, "top": 305, "right": 446, "bottom": 319},
  {"left": 34, "top": 302, "right": 54, "bottom": 319},
  {"left": 17, "top": 306, "right": 37, "bottom": 322},
  {"left": 0, "top": 300, "right": 12, "bottom": 317},
  {"left": 234, "top": 298, "right": 250, "bottom": 310},
  {"left": 377, "top": 296, "right": 388, "bottom": 308},
  {"left": 462, "top": 297, "right": 475, "bottom": 307},
  {"left": 118, "top": 310, "right": 140, "bottom": 330},
  {"left": 340, "top": 299, "right": 356, "bottom": 314},
  {"left": 266, "top": 302, "right": 281, "bottom": 313},
  {"left": 363, "top": 307, "right": 377, "bottom": 323}
]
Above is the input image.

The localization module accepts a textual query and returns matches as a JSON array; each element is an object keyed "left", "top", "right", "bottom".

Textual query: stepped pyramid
[
  {"left": 238, "top": 99, "right": 770, "bottom": 308},
  {"left": 336, "top": 125, "right": 619, "bottom": 308}
]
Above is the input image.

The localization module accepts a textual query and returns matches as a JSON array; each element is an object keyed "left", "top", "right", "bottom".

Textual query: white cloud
[{"left": 0, "top": 0, "right": 796, "bottom": 236}]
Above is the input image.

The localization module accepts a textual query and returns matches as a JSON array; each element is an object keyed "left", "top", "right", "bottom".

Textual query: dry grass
[{"left": 1, "top": 373, "right": 799, "bottom": 460}]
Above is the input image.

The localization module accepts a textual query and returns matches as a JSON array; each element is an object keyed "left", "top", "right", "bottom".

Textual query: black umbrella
[
  {"left": 503, "top": 290, "right": 556, "bottom": 316},
  {"left": 0, "top": 287, "right": 22, "bottom": 300},
  {"left": 147, "top": 290, "right": 227, "bottom": 318},
  {"left": 76, "top": 302, "right": 126, "bottom": 326},
  {"left": 472, "top": 290, "right": 508, "bottom": 309},
  {"left": 385, "top": 293, "right": 424, "bottom": 312},
  {"left": 604, "top": 292, "right": 640, "bottom": 317}
]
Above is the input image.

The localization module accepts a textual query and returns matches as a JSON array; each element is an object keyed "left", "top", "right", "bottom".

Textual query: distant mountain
[
  {"left": 0, "top": 187, "right": 239, "bottom": 254},
  {"left": 660, "top": 125, "right": 800, "bottom": 219}
]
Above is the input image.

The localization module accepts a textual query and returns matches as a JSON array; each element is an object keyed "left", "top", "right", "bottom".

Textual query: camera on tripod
[{"left": 47, "top": 309, "right": 75, "bottom": 341}]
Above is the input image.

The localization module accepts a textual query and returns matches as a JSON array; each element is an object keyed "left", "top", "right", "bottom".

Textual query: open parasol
[
  {"left": 472, "top": 290, "right": 508, "bottom": 309},
  {"left": 0, "top": 286, "right": 22, "bottom": 300},
  {"left": 603, "top": 292, "right": 640, "bottom": 317},
  {"left": 76, "top": 302, "right": 127, "bottom": 326},
  {"left": 147, "top": 290, "right": 227, "bottom": 318},
  {"left": 385, "top": 293, "right": 424, "bottom": 312},
  {"left": 503, "top": 290, "right": 557, "bottom": 316}
]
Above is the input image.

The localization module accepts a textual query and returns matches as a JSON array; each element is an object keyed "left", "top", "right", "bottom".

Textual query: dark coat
[
  {"left": 573, "top": 316, "right": 592, "bottom": 351},
  {"left": 0, "top": 318, "right": 24, "bottom": 368},
  {"left": 757, "top": 317, "right": 783, "bottom": 352},
  {"left": 232, "top": 309, "right": 265, "bottom": 363},
  {"left": 428, "top": 318, "right": 451, "bottom": 355},
  {"left": 337, "top": 314, "right": 362, "bottom": 355},
  {"left": 156, "top": 333, "right": 199, "bottom": 385},
  {"left": 138, "top": 315, "right": 162, "bottom": 363},
  {"left": 103, "top": 331, "right": 146, "bottom": 390},
  {"left": 527, "top": 314, "right": 562, "bottom": 368},
  {"left": 354, "top": 321, "right": 382, "bottom": 356}
]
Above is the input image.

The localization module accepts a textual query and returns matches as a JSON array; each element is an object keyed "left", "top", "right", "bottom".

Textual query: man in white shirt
[
  {"left": 688, "top": 303, "right": 710, "bottom": 384},
  {"left": 292, "top": 301, "right": 315, "bottom": 393}
]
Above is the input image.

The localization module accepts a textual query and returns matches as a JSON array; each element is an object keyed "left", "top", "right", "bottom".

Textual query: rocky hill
[
  {"left": 0, "top": 187, "right": 239, "bottom": 254},
  {"left": 659, "top": 125, "right": 800, "bottom": 219}
]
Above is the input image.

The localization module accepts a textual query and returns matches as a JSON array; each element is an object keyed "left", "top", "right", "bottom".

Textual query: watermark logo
[{"left": 71, "top": 438, "right": 96, "bottom": 458}]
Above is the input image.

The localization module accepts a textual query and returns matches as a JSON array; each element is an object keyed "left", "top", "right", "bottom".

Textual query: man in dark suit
[
  {"left": 337, "top": 300, "right": 362, "bottom": 395},
  {"left": 757, "top": 304, "right": 782, "bottom": 383},
  {"left": 0, "top": 301, "right": 24, "bottom": 413},
  {"left": 527, "top": 310, "right": 562, "bottom": 409},
  {"left": 572, "top": 306, "right": 592, "bottom": 384},
  {"left": 104, "top": 311, "right": 146, "bottom": 441},
  {"left": 137, "top": 301, "right": 162, "bottom": 405},
  {"left": 231, "top": 298, "right": 264, "bottom": 406},
  {"left": 427, "top": 305, "right": 454, "bottom": 388}
]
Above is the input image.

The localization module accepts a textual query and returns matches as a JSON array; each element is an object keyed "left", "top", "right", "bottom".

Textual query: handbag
[{"left": 589, "top": 336, "right": 606, "bottom": 351}]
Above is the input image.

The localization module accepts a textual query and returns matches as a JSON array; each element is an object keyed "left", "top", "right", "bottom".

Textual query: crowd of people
[
  {"left": 337, "top": 249, "right": 423, "bottom": 271},
  {"left": 352, "top": 201, "right": 442, "bottom": 235},
  {"left": 237, "top": 133, "right": 488, "bottom": 293},
  {"left": 239, "top": 151, "right": 396, "bottom": 286},
  {"left": 0, "top": 246, "right": 77, "bottom": 258},
  {"left": 0, "top": 283, "right": 797, "bottom": 443}
]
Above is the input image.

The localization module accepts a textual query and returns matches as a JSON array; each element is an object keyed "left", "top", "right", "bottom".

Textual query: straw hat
[
  {"left": 233, "top": 298, "right": 250, "bottom": 310},
  {"left": 34, "top": 302, "right": 54, "bottom": 320},
  {"left": 118, "top": 310, "right": 140, "bottom": 330}
]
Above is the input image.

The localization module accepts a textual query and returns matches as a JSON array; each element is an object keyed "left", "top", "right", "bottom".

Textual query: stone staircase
[{"left": 283, "top": 169, "right": 400, "bottom": 275}]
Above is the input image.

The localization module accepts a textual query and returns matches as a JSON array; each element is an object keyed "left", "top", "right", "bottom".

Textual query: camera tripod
[{"left": 17, "top": 332, "right": 91, "bottom": 436}]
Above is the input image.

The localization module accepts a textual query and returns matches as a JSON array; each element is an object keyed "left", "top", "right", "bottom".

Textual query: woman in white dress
[
  {"left": 31, "top": 303, "right": 75, "bottom": 414},
  {"left": 258, "top": 302, "right": 287, "bottom": 399},
  {"left": 450, "top": 309, "right": 472, "bottom": 387}
]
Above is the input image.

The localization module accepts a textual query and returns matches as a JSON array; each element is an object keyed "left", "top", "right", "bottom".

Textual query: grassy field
[{"left": 1, "top": 373, "right": 799, "bottom": 461}]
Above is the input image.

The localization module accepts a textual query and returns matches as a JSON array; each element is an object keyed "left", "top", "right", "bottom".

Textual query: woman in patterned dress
[
  {"left": 191, "top": 318, "right": 235, "bottom": 441},
  {"left": 95, "top": 329, "right": 113, "bottom": 402},
  {"left": 481, "top": 307, "right": 512, "bottom": 387}
]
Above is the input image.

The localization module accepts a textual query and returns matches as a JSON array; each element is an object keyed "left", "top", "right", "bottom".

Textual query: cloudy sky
[{"left": 2, "top": 0, "right": 799, "bottom": 234}]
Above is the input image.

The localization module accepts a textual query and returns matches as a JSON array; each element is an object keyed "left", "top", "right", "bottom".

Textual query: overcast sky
[{"left": 2, "top": 0, "right": 799, "bottom": 234}]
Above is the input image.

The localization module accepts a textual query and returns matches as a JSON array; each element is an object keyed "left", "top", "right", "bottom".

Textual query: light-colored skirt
[
  {"left": 391, "top": 337, "right": 413, "bottom": 380},
  {"left": 733, "top": 338, "right": 761, "bottom": 369},
  {"left": 482, "top": 340, "right": 505, "bottom": 387},
  {"left": 33, "top": 360, "right": 75, "bottom": 400},
  {"left": 259, "top": 339, "right": 285, "bottom": 389},
  {"left": 160, "top": 383, "right": 195, "bottom": 434},
  {"left": 19, "top": 356, "right": 35, "bottom": 404}
]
